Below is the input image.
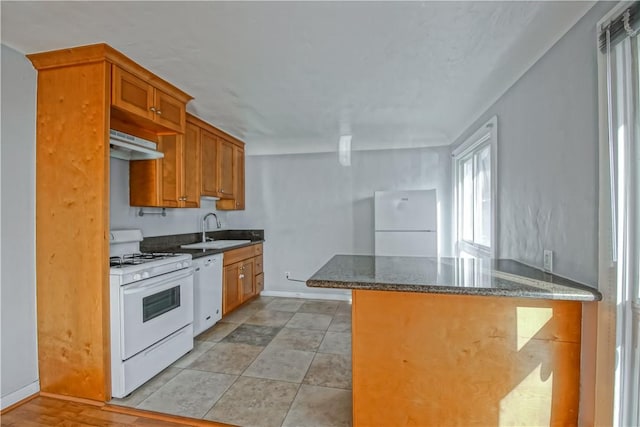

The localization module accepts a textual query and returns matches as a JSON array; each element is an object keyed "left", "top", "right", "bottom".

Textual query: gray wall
[
  {"left": 451, "top": 2, "right": 612, "bottom": 287},
  {"left": 226, "top": 146, "right": 452, "bottom": 297},
  {"left": 0, "top": 44, "right": 39, "bottom": 408}
]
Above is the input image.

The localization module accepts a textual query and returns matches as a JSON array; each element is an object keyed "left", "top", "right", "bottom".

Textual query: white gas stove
[{"left": 109, "top": 229, "right": 194, "bottom": 398}]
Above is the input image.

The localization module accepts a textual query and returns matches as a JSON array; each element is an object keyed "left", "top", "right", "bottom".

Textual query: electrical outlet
[
  {"left": 285, "top": 271, "right": 291, "bottom": 279},
  {"left": 543, "top": 250, "right": 553, "bottom": 273}
]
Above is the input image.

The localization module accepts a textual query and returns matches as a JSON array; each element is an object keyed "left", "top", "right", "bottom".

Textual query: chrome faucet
[{"left": 202, "top": 212, "right": 221, "bottom": 242}]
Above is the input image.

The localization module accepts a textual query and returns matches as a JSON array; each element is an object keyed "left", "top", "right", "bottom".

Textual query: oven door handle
[{"left": 122, "top": 268, "right": 193, "bottom": 295}]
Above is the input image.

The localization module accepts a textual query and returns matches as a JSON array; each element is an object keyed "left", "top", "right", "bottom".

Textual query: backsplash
[{"left": 110, "top": 158, "right": 229, "bottom": 237}]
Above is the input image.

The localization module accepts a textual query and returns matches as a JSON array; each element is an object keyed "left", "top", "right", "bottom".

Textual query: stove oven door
[{"left": 120, "top": 268, "right": 194, "bottom": 360}]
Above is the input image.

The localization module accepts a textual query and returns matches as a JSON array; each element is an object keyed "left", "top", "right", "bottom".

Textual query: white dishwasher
[{"left": 192, "top": 253, "right": 223, "bottom": 336}]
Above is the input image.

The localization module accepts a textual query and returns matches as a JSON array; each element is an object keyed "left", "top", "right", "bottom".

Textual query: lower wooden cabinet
[{"left": 222, "top": 243, "right": 263, "bottom": 316}]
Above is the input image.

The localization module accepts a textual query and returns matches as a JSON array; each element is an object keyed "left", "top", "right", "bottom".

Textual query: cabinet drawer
[
  {"left": 224, "top": 245, "right": 256, "bottom": 266},
  {"left": 254, "top": 244, "right": 263, "bottom": 256},
  {"left": 254, "top": 255, "right": 263, "bottom": 275},
  {"left": 255, "top": 273, "right": 264, "bottom": 294}
]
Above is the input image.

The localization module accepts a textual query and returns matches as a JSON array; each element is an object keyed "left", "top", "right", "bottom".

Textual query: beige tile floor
[{"left": 111, "top": 296, "right": 353, "bottom": 427}]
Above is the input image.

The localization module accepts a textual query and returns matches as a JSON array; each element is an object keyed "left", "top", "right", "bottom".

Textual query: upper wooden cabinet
[
  {"left": 201, "top": 129, "right": 219, "bottom": 197},
  {"left": 130, "top": 130, "right": 200, "bottom": 208},
  {"left": 187, "top": 113, "right": 246, "bottom": 209},
  {"left": 216, "top": 143, "right": 245, "bottom": 211},
  {"left": 112, "top": 66, "right": 186, "bottom": 133}
]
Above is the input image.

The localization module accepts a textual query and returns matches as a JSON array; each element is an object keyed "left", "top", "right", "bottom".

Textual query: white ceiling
[{"left": 1, "top": 1, "right": 594, "bottom": 155}]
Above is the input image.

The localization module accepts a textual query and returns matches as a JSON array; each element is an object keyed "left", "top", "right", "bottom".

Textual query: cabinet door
[
  {"left": 234, "top": 146, "right": 245, "bottom": 209},
  {"left": 182, "top": 122, "right": 201, "bottom": 208},
  {"left": 223, "top": 264, "right": 242, "bottom": 315},
  {"left": 158, "top": 134, "right": 181, "bottom": 207},
  {"left": 201, "top": 130, "right": 219, "bottom": 197},
  {"left": 255, "top": 273, "right": 264, "bottom": 294},
  {"left": 155, "top": 89, "right": 186, "bottom": 132},
  {"left": 240, "top": 260, "right": 255, "bottom": 302},
  {"left": 217, "top": 139, "right": 235, "bottom": 198},
  {"left": 112, "top": 66, "right": 155, "bottom": 121},
  {"left": 216, "top": 144, "right": 245, "bottom": 210}
]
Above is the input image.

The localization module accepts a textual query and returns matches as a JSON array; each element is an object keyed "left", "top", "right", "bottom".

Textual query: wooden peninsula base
[{"left": 352, "top": 290, "right": 582, "bottom": 426}]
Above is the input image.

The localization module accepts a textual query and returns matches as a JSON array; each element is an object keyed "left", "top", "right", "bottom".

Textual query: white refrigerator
[{"left": 374, "top": 189, "right": 437, "bottom": 257}]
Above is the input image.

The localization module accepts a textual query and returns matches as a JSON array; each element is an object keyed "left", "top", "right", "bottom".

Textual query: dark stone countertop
[
  {"left": 306, "top": 255, "right": 601, "bottom": 302},
  {"left": 141, "top": 229, "right": 264, "bottom": 259}
]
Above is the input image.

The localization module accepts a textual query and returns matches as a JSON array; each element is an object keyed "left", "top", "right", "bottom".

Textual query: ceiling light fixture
[{"left": 339, "top": 135, "right": 352, "bottom": 166}]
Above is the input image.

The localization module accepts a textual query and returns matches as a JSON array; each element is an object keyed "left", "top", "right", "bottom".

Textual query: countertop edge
[{"left": 306, "top": 279, "right": 600, "bottom": 302}]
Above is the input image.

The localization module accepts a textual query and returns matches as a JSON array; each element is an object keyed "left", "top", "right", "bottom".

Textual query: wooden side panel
[
  {"left": 352, "top": 290, "right": 582, "bottom": 427},
  {"left": 201, "top": 130, "right": 219, "bottom": 197},
  {"left": 34, "top": 62, "right": 111, "bottom": 401},
  {"left": 182, "top": 123, "right": 201, "bottom": 208}
]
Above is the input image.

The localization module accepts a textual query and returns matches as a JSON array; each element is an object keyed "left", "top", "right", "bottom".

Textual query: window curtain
[{"left": 596, "top": 3, "right": 640, "bottom": 425}]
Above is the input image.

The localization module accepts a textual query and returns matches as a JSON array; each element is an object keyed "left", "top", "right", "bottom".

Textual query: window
[
  {"left": 596, "top": 3, "right": 640, "bottom": 426},
  {"left": 453, "top": 116, "right": 497, "bottom": 258}
]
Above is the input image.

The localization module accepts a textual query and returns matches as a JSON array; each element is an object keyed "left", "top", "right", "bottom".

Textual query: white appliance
[
  {"left": 192, "top": 254, "right": 223, "bottom": 336},
  {"left": 109, "top": 229, "right": 194, "bottom": 398},
  {"left": 374, "top": 189, "right": 438, "bottom": 257}
]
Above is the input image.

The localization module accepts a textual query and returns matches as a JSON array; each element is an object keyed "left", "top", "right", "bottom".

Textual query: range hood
[{"left": 109, "top": 129, "right": 164, "bottom": 161}]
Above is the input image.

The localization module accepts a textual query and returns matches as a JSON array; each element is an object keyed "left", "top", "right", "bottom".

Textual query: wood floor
[{"left": 0, "top": 395, "right": 232, "bottom": 427}]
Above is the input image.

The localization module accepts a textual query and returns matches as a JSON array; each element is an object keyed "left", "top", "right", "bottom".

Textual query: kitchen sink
[{"left": 180, "top": 240, "right": 252, "bottom": 250}]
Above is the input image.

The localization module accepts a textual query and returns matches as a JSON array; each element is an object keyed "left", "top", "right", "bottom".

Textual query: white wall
[
  {"left": 227, "top": 146, "right": 452, "bottom": 298},
  {"left": 0, "top": 44, "right": 40, "bottom": 408},
  {"left": 110, "top": 158, "right": 229, "bottom": 237},
  {"left": 452, "top": 2, "right": 611, "bottom": 287}
]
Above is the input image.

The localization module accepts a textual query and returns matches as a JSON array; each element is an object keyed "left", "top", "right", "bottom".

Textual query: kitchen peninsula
[{"left": 307, "top": 255, "right": 601, "bottom": 427}]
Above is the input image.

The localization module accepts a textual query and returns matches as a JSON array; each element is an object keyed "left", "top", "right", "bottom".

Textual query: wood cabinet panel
[
  {"left": 155, "top": 89, "right": 185, "bottom": 132},
  {"left": 216, "top": 144, "right": 245, "bottom": 210},
  {"left": 254, "top": 255, "right": 263, "bottom": 275},
  {"left": 352, "top": 290, "right": 582, "bottom": 426},
  {"left": 255, "top": 273, "right": 264, "bottom": 294},
  {"left": 182, "top": 123, "right": 201, "bottom": 208},
  {"left": 201, "top": 130, "right": 219, "bottom": 197},
  {"left": 223, "top": 264, "right": 242, "bottom": 315},
  {"left": 158, "top": 135, "right": 181, "bottom": 208},
  {"left": 112, "top": 66, "right": 186, "bottom": 133},
  {"left": 222, "top": 244, "right": 263, "bottom": 316},
  {"left": 240, "top": 260, "right": 255, "bottom": 302},
  {"left": 223, "top": 245, "right": 256, "bottom": 266},
  {"left": 112, "top": 66, "right": 154, "bottom": 121},
  {"left": 218, "top": 139, "right": 235, "bottom": 198},
  {"left": 130, "top": 132, "right": 200, "bottom": 208}
]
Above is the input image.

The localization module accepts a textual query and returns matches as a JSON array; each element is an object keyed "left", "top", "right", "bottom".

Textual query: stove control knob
[
  {"left": 142, "top": 272, "right": 150, "bottom": 279},
  {"left": 184, "top": 260, "right": 191, "bottom": 267},
  {"left": 133, "top": 273, "right": 142, "bottom": 281},
  {"left": 176, "top": 262, "right": 183, "bottom": 269}
]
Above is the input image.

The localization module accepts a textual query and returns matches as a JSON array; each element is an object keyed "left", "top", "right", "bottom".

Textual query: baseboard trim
[
  {"left": 260, "top": 290, "right": 352, "bottom": 302},
  {"left": 0, "top": 380, "right": 40, "bottom": 412},
  {"left": 39, "top": 391, "right": 105, "bottom": 407}
]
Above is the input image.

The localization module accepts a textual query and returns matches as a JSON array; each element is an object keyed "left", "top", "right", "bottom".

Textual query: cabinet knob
[
  {"left": 239, "top": 274, "right": 245, "bottom": 279},
  {"left": 149, "top": 106, "right": 156, "bottom": 112},
  {"left": 156, "top": 110, "right": 162, "bottom": 115}
]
